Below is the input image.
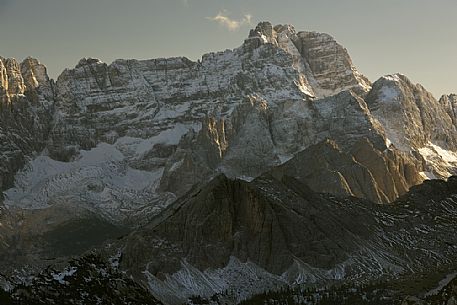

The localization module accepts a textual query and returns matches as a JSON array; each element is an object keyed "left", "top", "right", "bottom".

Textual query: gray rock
[
  {"left": 366, "top": 74, "right": 457, "bottom": 178},
  {"left": 0, "top": 57, "right": 54, "bottom": 192},
  {"left": 439, "top": 93, "right": 457, "bottom": 125}
]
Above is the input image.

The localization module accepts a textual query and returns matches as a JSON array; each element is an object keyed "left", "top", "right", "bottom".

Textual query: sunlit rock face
[
  {"left": 248, "top": 21, "right": 372, "bottom": 97},
  {"left": 1, "top": 21, "right": 457, "bottom": 305},
  {"left": 269, "top": 138, "right": 422, "bottom": 204},
  {"left": 366, "top": 74, "right": 457, "bottom": 178},
  {"left": 0, "top": 57, "right": 54, "bottom": 192},
  {"left": 439, "top": 93, "right": 457, "bottom": 125},
  {"left": 2, "top": 22, "right": 457, "bottom": 223},
  {"left": 0, "top": 23, "right": 455, "bottom": 225},
  {"left": 48, "top": 22, "right": 371, "bottom": 163},
  {"left": 2, "top": 21, "right": 457, "bottom": 223},
  {"left": 366, "top": 74, "right": 457, "bottom": 151},
  {"left": 158, "top": 90, "right": 394, "bottom": 198},
  {"left": 19, "top": 21, "right": 378, "bottom": 216}
]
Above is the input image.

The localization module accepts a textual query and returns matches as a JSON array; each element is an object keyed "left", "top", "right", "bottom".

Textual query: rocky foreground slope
[
  {"left": 115, "top": 173, "right": 457, "bottom": 304},
  {"left": 0, "top": 21, "right": 457, "bottom": 304},
  {"left": 1, "top": 174, "right": 457, "bottom": 304}
]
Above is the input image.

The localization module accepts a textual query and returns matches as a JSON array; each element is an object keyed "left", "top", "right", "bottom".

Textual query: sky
[{"left": 0, "top": 0, "right": 455, "bottom": 98}]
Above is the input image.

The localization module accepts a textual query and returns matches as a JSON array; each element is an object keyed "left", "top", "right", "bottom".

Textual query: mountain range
[{"left": 1, "top": 21, "right": 457, "bottom": 304}]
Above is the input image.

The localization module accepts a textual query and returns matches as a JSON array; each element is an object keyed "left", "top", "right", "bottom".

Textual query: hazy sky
[{"left": 1, "top": 0, "right": 455, "bottom": 97}]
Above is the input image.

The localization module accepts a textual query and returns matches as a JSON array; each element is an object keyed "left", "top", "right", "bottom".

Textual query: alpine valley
[{"left": 1, "top": 22, "right": 457, "bottom": 305}]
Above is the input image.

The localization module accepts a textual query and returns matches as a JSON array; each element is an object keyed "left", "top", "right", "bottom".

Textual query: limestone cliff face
[
  {"left": 366, "top": 74, "right": 457, "bottom": 151},
  {"left": 249, "top": 22, "right": 372, "bottom": 97},
  {"left": 0, "top": 57, "right": 25, "bottom": 99},
  {"left": 50, "top": 57, "right": 198, "bottom": 159},
  {"left": 48, "top": 22, "right": 371, "bottom": 164},
  {"left": 48, "top": 39, "right": 312, "bottom": 162},
  {"left": 269, "top": 139, "right": 422, "bottom": 204},
  {"left": 366, "top": 74, "right": 457, "bottom": 178},
  {"left": 439, "top": 94, "right": 457, "bottom": 125},
  {"left": 1, "top": 22, "right": 457, "bottom": 305},
  {"left": 350, "top": 138, "right": 423, "bottom": 202},
  {"left": 0, "top": 57, "right": 54, "bottom": 192},
  {"left": 270, "top": 140, "right": 384, "bottom": 202},
  {"left": 0, "top": 57, "right": 53, "bottom": 103},
  {"left": 159, "top": 90, "right": 389, "bottom": 198},
  {"left": 1, "top": 22, "right": 456, "bottom": 221}
]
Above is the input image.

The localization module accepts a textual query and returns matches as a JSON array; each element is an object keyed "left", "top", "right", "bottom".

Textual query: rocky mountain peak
[
  {"left": 367, "top": 73, "right": 457, "bottom": 151},
  {"left": 366, "top": 73, "right": 457, "bottom": 179},
  {"left": 248, "top": 21, "right": 275, "bottom": 41},
  {"left": 76, "top": 57, "right": 104, "bottom": 68},
  {"left": 248, "top": 21, "right": 296, "bottom": 44},
  {"left": 447, "top": 93, "right": 457, "bottom": 99},
  {"left": 1, "top": 22, "right": 457, "bottom": 305},
  {"left": 0, "top": 56, "right": 54, "bottom": 193},
  {"left": 0, "top": 57, "right": 26, "bottom": 99},
  {"left": 1, "top": 21, "right": 456, "bottom": 212},
  {"left": 0, "top": 56, "right": 53, "bottom": 103},
  {"left": 20, "top": 57, "right": 54, "bottom": 101},
  {"left": 248, "top": 21, "right": 371, "bottom": 97}
]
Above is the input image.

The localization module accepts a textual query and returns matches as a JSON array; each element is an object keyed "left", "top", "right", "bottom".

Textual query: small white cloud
[{"left": 207, "top": 12, "right": 253, "bottom": 31}]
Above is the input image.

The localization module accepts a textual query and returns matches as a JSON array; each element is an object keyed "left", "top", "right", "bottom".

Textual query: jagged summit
[
  {"left": 0, "top": 56, "right": 53, "bottom": 193},
  {"left": 0, "top": 56, "right": 53, "bottom": 99},
  {"left": 249, "top": 21, "right": 332, "bottom": 43},
  {"left": 1, "top": 22, "right": 457, "bottom": 305},
  {"left": 247, "top": 21, "right": 371, "bottom": 97},
  {"left": 1, "top": 21, "right": 456, "bottom": 218},
  {"left": 75, "top": 57, "right": 104, "bottom": 68},
  {"left": 378, "top": 73, "right": 405, "bottom": 82},
  {"left": 367, "top": 73, "right": 457, "bottom": 150},
  {"left": 1, "top": 21, "right": 456, "bottom": 215}
]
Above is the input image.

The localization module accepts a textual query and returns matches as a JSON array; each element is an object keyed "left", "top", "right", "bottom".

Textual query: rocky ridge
[
  {"left": 248, "top": 22, "right": 372, "bottom": 97},
  {"left": 1, "top": 174, "right": 457, "bottom": 304},
  {"left": 117, "top": 173, "right": 457, "bottom": 304},
  {"left": 366, "top": 74, "right": 457, "bottom": 178},
  {"left": 3, "top": 22, "right": 456, "bottom": 219},
  {"left": 0, "top": 20, "right": 457, "bottom": 304}
]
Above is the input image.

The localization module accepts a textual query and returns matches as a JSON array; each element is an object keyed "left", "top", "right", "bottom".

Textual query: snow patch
[
  {"left": 237, "top": 175, "right": 255, "bottom": 182},
  {"left": 379, "top": 85, "right": 400, "bottom": 103},
  {"left": 430, "top": 143, "right": 457, "bottom": 163},
  {"left": 144, "top": 257, "right": 284, "bottom": 303},
  {"left": 3, "top": 142, "right": 169, "bottom": 222},
  {"left": 420, "top": 172, "right": 437, "bottom": 180},
  {"left": 136, "top": 123, "right": 197, "bottom": 156},
  {"left": 425, "top": 272, "right": 457, "bottom": 296},
  {"left": 116, "top": 122, "right": 201, "bottom": 158},
  {"left": 109, "top": 250, "right": 122, "bottom": 269},
  {"left": 418, "top": 142, "right": 457, "bottom": 178},
  {"left": 385, "top": 137, "right": 392, "bottom": 148},
  {"left": 52, "top": 267, "right": 77, "bottom": 285},
  {"left": 168, "top": 159, "right": 184, "bottom": 173},
  {"left": 383, "top": 74, "right": 403, "bottom": 82}
]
